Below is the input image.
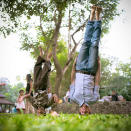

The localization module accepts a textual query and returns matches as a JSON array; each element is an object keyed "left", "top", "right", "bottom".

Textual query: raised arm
[
  {"left": 95, "top": 56, "right": 101, "bottom": 86},
  {"left": 71, "top": 57, "right": 77, "bottom": 84}
]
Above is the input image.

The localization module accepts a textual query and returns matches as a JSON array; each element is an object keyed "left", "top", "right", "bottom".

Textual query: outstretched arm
[
  {"left": 18, "top": 94, "right": 30, "bottom": 102},
  {"left": 23, "top": 94, "right": 30, "bottom": 99},
  {"left": 29, "top": 80, "right": 33, "bottom": 94},
  {"left": 95, "top": 56, "right": 101, "bottom": 86},
  {"left": 71, "top": 57, "right": 77, "bottom": 84}
]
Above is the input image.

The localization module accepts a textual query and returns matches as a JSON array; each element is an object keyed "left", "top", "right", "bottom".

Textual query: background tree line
[{"left": 1, "top": 57, "right": 131, "bottom": 103}]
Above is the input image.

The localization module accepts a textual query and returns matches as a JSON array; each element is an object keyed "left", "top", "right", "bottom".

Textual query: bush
[
  {"left": 119, "top": 86, "right": 131, "bottom": 101},
  {"left": 0, "top": 114, "right": 131, "bottom": 131}
]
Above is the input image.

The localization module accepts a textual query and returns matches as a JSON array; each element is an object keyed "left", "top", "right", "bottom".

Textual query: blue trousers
[{"left": 76, "top": 21, "right": 102, "bottom": 75}]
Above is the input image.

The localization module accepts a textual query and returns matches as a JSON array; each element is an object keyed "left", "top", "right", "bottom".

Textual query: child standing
[{"left": 16, "top": 90, "right": 30, "bottom": 114}]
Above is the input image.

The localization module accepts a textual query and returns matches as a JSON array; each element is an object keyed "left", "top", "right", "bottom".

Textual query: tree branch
[
  {"left": 62, "top": 22, "right": 86, "bottom": 74},
  {"left": 53, "top": 10, "right": 57, "bottom": 25},
  {"left": 39, "top": 15, "right": 46, "bottom": 37},
  {"left": 63, "top": 38, "right": 82, "bottom": 74},
  {"left": 52, "top": 11, "right": 63, "bottom": 75},
  {"left": 71, "top": 23, "right": 84, "bottom": 46}
]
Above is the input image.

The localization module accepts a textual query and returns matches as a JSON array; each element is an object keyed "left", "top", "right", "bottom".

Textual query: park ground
[{"left": 0, "top": 114, "right": 131, "bottom": 131}]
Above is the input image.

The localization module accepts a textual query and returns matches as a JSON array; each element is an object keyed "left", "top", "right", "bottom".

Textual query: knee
[
  {"left": 82, "top": 41, "right": 91, "bottom": 46},
  {"left": 91, "top": 42, "right": 99, "bottom": 47}
]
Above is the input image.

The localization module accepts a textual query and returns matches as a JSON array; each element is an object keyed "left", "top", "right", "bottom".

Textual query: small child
[{"left": 16, "top": 90, "right": 30, "bottom": 113}]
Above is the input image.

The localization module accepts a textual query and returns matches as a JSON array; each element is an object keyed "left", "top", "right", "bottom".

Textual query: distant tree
[
  {"left": 100, "top": 56, "right": 113, "bottom": 87},
  {"left": 1, "top": 82, "right": 25, "bottom": 103},
  {"left": 16, "top": 75, "right": 21, "bottom": 81},
  {"left": 112, "top": 59, "right": 131, "bottom": 100},
  {"left": 100, "top": 58, "right": 131, "bottom": 100}
]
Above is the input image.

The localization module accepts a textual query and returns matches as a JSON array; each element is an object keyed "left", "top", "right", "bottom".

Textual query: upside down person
[
  {"left": 69, "top": 6, "right": 102, "bottom": 115},
  {"left": 30, "top": 47, "right": 59, "bottom": 116}
]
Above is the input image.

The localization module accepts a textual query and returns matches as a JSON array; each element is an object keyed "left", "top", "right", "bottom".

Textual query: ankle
[
  {"left": 96, "top": 12, "right": 100, "bottom": 21},
  {"left": 90, "top": 13, "right": 95, "bottom": 21}
]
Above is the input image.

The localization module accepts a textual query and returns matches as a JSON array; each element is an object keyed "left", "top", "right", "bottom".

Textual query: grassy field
[{"left": 0, "top": 114, "right": 131, "bottom": 131}]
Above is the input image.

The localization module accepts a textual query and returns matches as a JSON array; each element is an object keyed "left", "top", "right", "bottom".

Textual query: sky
[
  {"left": 0, "top": 35, "right": 35, "bottom": 85},
  {"left": 100, "top": 0, "right": 131, "bottom": 62},
  {"left": 0, "top": 0, "right": 131, "bottom": 85}
]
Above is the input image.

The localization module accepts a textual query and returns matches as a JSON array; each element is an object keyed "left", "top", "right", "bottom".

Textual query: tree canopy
[{"left": 1, "top": 0, "right": 119, "bottom": 37}]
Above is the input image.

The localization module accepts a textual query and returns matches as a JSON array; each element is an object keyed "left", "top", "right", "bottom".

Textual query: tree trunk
[
  {"left": 68, "top": 5, "right": 71, "bottom": 59},
  {"left": 55, "top": 72, "right": 63, "bottom": 96},
  {"left": 51, "top": 10, "right": 87, "bottom": 96},
  {"left": 52, "top": 11, "right": 63, "bottom": 96}
]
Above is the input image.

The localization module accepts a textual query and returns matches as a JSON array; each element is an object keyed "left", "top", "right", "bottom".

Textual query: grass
[{"left": 0, "top": 114, "right": 131, "bottom": 131}]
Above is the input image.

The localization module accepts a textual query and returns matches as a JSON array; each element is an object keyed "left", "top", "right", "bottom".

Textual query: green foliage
[
  {"left": 111, "top": 60, "right": 131, "bottom": 100},
  {"left": 100, "top": 56, "right": 113, "bottom": 86},
  {"left": 100, "top": 58, "right": 131, "bottom": 100},
  {"left": 119, "top": 86, "right": 131, "bottom": 101},
  {"left": 1, "top": 0, "right": 120, "bottom": 40},
  {"left": 0, "top": 82, "right": 25, "bottom": 103},
  {"left": 57, "top": 39, "right": 68, "bottom": 68},
  {"left": 49, "top": 39, "right": 69, "bottom": 94},
  {"left": 0, "top": 114, "right": 131, "bottom": 131},
  {"left": 59, "top": 59, "right": 74, "bottom": 97}
]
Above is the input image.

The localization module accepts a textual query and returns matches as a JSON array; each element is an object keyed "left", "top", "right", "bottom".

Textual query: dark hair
[
  {"left": 19, "top": 89, "right": 24, "bottom": 93},
  {"left": 26, "top": 74, "right": 32, "bottom": 83}
]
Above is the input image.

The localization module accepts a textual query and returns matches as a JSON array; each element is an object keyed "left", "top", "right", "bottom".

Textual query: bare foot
[
  {"left": 96, "top": 6, "right": 102, "bottom": 13},
  {"left": 91, "top": 5, "right": 96, "bottom": 11},
  {"left": 47, "top": 52, "right": 52, "bottom": 61},
  {"left": 96, "top": 6, "right": 102, "bottom": 21},
  {"left": 39, "top": 46, "right": 43, "bottom": 57},
  {"left": 90, "top": 5, "right": 96, "bottom": 21}
]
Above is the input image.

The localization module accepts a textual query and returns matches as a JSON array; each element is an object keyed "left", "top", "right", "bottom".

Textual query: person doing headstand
[
  {"left": 31, "top": 47, "right": 59, "bottom": 115},
  {"left": 69, "top": 6, "right": 102, "bottom": 115}
]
